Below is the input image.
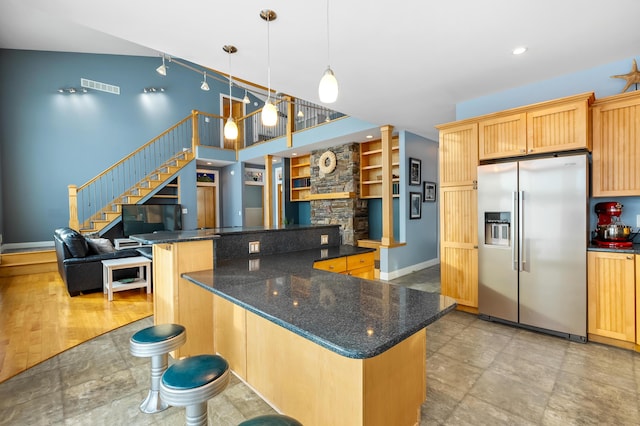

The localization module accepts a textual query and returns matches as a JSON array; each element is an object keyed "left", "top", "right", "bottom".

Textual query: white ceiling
[{"left": 1, "top": 0, "right": 639, "bottom": 142}]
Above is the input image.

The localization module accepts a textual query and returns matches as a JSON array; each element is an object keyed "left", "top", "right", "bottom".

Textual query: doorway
[
  {"left": 196, "top": 169, "right": 219, "bottom": 228},
  {"left": 222, "top": 96, "right": 244, "bottom": 149}
]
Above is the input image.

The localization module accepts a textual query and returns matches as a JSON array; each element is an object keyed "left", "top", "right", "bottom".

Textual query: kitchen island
[{"left": 184, "top": 247, "right": 456, "bottom": 426}]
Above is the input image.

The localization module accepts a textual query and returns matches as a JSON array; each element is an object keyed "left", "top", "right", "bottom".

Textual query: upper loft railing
[{"left": 68, "top": 99, "right": 345, "bottom": 231}]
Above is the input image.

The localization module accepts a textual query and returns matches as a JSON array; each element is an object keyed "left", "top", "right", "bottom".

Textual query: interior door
[{"left": 197, "top": 186, "right": 216, "bottom": 228}]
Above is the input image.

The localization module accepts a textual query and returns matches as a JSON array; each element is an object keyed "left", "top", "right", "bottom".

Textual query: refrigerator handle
[
  {"left": 520, "top": 190, "right": 526, "bottom": 272},
  {"left": 512, "top": 191, "right": 518, "bottom": 271}
]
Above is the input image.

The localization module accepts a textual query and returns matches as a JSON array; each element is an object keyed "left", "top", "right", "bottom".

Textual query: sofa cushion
[
  {"left": 87, "top": 238, "right": 115, "bottom": 254},
  {"left": 59, "top": 228, "right": 89, "bottom": 258}
]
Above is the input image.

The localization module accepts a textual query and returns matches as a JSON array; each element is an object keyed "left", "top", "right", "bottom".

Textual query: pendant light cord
[
  {"left": 326, "top": 0, "right": 331, "bottom": 68},
  {"left": 228, "top": 52, "right": 233, "bottom": 119},
  {"left": 266, "top": 15, "right": 271, "bottom": 102}
]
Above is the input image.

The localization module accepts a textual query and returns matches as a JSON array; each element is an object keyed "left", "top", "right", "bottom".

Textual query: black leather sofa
[{"left": 54, "top": 227, "right": 148, "bottom": 297}]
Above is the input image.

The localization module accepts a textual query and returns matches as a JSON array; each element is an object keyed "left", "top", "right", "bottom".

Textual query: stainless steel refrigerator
[{"left": 477, "top": 154, "right": 587, "bottom": 342}]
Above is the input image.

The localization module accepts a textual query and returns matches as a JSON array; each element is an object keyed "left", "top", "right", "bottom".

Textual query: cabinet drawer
[
  {"left": 347, "top": 253, "right": 374, "bottom": 270},
  {"left": 347, "top": 265, "right": 375, "bottom": 279},
  {"left": 314, "top": 257, "right": 347, "bottom": 273}
]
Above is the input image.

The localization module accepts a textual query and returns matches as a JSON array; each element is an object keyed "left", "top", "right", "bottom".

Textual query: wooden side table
[{"left": 101, "top": 256, "right": 152, "bottom": 301}]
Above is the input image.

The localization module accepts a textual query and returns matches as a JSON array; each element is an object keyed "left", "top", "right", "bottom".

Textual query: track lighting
[
  {"left": 143, "top": 87, "right": 165, "bottom": 93},
  {"left": 223, "top": 45, "right": 239, "bottom": 140},
  {"left": 156, "top": 55, "right": 167, "bottom": 76},
  {"left": 57, "top": 87, "right": 89, "bottom": 94},
  {"left": 201, "top": 71, "right": 210, "bottom": 91},
  {"left": 318, "top": 0, "right": 338, "bottom": 103},
  {"left": 260, "top": 9, "right": 278, "bottom": 127}
]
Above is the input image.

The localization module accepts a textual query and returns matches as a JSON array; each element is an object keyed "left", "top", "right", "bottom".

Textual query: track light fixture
[
  {"left": 260, "top": 9, "right": 278, "bottom": 127},
  {"left": 156, "top": 55, "right": 167, "bottom": 76},
  {"left": 318, "top": 0, "right": 338, "bottom": 103},
  {"left": 58, "top": 87, "right": 89, "bottom": 94},
  {"left": 201, "top": 71, "right": 210, "bottom": 91},
  {"left": 223, "top": 45, "right": 239, "bottom": 140}
]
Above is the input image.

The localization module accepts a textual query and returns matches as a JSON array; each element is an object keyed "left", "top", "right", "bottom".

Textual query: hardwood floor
[{"left": 0, "top": 271, "right": 153, "bottom": 383}]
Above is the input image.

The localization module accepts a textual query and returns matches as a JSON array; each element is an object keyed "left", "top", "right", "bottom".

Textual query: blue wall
[
  {"left": 0, "top": 49, "right": 238, "bottom": 243},
  {"left": 382, "top": 131, "right": 439, "bottom": 273}
]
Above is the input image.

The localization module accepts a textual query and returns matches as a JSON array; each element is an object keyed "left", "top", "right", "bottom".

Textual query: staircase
[
  {"left": 69, "top": 111, "right": 208, "bottom": 236},
  {"left": 80, "top": 151, "right": 194, "bottom": 234},
  {"left": 0, "top": 249, "right": 57, "bottom": 278}
]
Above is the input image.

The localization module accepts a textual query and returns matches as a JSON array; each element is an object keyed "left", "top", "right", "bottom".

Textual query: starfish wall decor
[{"left": 611, "top": 59, "right": 640, "bottom": 93}]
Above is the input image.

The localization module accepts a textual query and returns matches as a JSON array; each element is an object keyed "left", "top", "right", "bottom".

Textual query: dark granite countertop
[
  {"left": 129, "top": 229, "right": 221, "bottom": 244},
  {"left": 197, "top": 224, "right": 339, "bottom": 236},
  {"left": 183, "top": 247, "right": 456, "bottom": 360}
]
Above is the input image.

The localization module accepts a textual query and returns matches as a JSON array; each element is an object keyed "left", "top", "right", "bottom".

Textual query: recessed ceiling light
[
  {"left": 292, "top": 152, "right": 298, "bottom": 156},
  {"left": 365, "top": 135, "right": 373, "bottom": 139},
  {"left": 512, "top": 46, "right": 528, "bottom": 55}
]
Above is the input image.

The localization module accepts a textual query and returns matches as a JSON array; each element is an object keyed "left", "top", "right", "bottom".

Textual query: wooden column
[
  {"left": 68, "top": 185, "right": 79, "bottom": 230},
  {"left": 381, "top": 125, "right": 395, "bottom": 246},
  {"left": 191, "top": 110, "right": 200, "bottom": 153},
  {"left": 264, "top": 155, "right": 274, "bottom": 228}
]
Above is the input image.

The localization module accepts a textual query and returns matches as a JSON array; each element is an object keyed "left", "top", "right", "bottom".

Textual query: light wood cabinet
[
  {"left": 152, "top": 240, "right": 214, "bottom": 358},
  {"left": 360, "top": 137, "right": 399, "bottom": 199},
  {"left": 637, "top": 255, "right": 640, "bottom": 347},
  {"left": 592, "top": 91, "right": 640, "bottom": 196},
  {"left": 314, "top": 252, "right": 375, "bottom": 279},
  {"left": 479, "top": 92, "right": 594, "bottom": 160},
  {"left": 587, "top": 251, "right": 635, "bottom": 343},
  {"left": 478, "top": 113, "right": 527, "bottom": 159},
  {"left": 290, "top": 154, "right": 311, "bottom": 201},
  {"left": 438, "top": 122, "right": 478, "bottom": 187},
  {"left": 436, "top": 120, "right": 479, "bottom": 310},
  {"left": 439, "top": 185, "right": 478, "bottom": 309}
]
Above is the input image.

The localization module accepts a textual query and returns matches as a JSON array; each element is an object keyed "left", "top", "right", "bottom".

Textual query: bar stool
[
  {"left": 160, "top": 354, "right": 230, "bottom": 426},
  {"left": 239, "top": 414, "right": 303, "bottom": 425},
  {"left": 129, "top": 323, "right": 187, "bottom": 414}
]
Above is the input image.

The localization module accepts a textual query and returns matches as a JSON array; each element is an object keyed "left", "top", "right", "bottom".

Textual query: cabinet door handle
[{"left": 627, "top": 256, "right": 633, "bottom": 260}]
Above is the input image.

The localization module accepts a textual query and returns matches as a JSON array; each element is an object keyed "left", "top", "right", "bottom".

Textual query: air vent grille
[{"left": 81, "top": 78, "right": 120, "bottom": 95}]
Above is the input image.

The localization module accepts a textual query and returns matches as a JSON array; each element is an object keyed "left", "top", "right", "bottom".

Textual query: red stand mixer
[{"left": 593, "top": 202, "right": 634, "bottom": 248}]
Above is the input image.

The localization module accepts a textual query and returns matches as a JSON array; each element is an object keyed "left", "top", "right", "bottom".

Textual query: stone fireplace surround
[{"left": 309, "top": 143, "right": 368, "bottom": 245}]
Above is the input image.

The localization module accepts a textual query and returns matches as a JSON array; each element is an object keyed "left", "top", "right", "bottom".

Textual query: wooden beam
[
  {"left": 264, "top": 155, "right": 274, "bottom": 228},
  {"left": 285, "top": 96, "right": 294, "bottom": 148},
  {"left": 380, "top": 125, "right": 394, "bottom": 247},
  {"left": 306, "top": 192, "right": 355, "bottom": 200}
]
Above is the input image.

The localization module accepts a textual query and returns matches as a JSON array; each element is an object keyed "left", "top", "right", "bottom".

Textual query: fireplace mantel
[{"left": 307, "top": 192, "right": 355, "bottom": 200}]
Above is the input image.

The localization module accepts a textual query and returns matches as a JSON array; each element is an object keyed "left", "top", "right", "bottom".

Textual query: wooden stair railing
[{"left": 69, "top": 110, "right": 224, "bottom": 234}]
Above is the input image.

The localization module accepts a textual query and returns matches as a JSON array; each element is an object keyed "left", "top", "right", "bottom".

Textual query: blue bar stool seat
[
  {"left": 239, "top": 414, "right": 303, "bottom": 425},
  {"left": 160, "top": 354, "right": 230, "bottom": 426},
  {"left": 129, "top": 323, "right": 187, "bottom": 413}
]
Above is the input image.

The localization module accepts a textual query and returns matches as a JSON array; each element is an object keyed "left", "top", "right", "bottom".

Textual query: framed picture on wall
[
  {"left": 410, "top": 192, "right": 422, "bottom": 219},
  {"left": 423, "top": 181, "right": 436, "bottom": 202},
  {"left": 409, "top": 158, "right": 421, "bottom": 185}
]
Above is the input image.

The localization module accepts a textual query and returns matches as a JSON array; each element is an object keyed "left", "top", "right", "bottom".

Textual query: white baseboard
[{"left": 379, "top": 257, "right": 439, "bottom": 281}]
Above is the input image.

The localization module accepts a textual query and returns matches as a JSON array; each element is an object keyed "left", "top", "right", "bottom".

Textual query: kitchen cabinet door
[
  {"left": 478, "top": 113, "right": 527, "bottom": 160},
  {"left": 592, "top": 91, "right": 640, "bottom": 196},
  {"left": 637, "top": 255, "right": 640, "bottom": 347},
  {"left": 438, "top": 122, "right": 478, "bottom": 187},
  {"left": 587, "top": 251, "right": 635, "bottom": 343},
  {"left": 526, "top": 95, "right": 592, "bottom": 155},
  {"left": 440, "top": 185, "right": 478, "bottom": 309}
]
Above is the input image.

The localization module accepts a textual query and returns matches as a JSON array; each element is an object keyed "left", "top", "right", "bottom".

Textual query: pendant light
[
  {"left": 260, "top": 9, "right": 278, "bottom": 127},
  {"left": 242, "top": 90, "right": 251, "bottom": 104},
  {"left": 223, "top": 45, "right": 239, "bottom": 140},
  {"left": 318, "top": 0, "right": 338, "bottom": 103},
  {"left": 200, "top": 71, "right": 210, "bottom": 91}
]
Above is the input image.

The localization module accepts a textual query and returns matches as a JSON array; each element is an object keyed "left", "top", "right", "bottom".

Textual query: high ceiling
[{"left": 1, "top": 0, "right": 639, "bottom": 141}]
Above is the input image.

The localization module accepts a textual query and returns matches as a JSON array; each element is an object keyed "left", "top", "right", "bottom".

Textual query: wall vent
[{"left": 81, "top": 78, "right": 120, "bottom": 95}]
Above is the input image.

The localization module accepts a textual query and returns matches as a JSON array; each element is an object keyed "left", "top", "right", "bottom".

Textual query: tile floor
[{"left": 1, "top": 265, "right": 639, "bottom": 425}]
